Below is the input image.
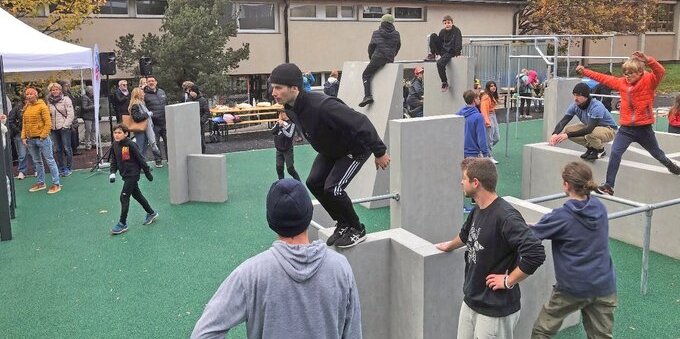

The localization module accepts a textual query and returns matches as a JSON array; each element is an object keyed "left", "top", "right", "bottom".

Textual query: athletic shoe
[
  {"left": 15, "top": 172, "right": 25, "bottom": 180},
  {"left": 326, "top": 223, "right": 350, "bottom": 246},
  {"left": 358, "top": 96, "right": 374, "bottom": 107},
  {"left": 490, "top": 157, "right": 499, "bottom": 165},
  {"left": 111, "top": 222, "right": 128, "bottom": 235},
  {"left": 596, "top": 148, "right": 607, "bottom": 158},
  {"left": 154, "top": 161, "right": 163, "bottom": 168},
  {"left": 143, "top": 212, "right": 159, "bottom": 225},
  {"left": 595, "top": 183, "right": 614, "bottom": 196},
  {"left": 29, "top": 183, "right": 46, "bottom": 192},
  {"left": 580, "top": 148, "right": 594, "bottom": 159},
  {"left": 423, "top": 53, "right": 436, "bottom": 62},
  {"left": 665, "top": 161, "right": 680, "bottom": 175},
  {"left": 441, "top": 83, "right": 449, "bottom": 92},
  {"left": 584, "top": 149, "right": 599, "bottom": 161},
  {"left": 47, "top": 184, "right": 61, "bottom": 194},
  {"left": 335, "top": 225, "right": 367, "bottom": 249},
  {"left": 61, "top": 170, "right": 72, "bottom": 177}
]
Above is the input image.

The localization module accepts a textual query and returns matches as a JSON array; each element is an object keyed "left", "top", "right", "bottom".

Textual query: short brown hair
[
  {"left": 461, "top": 158, "right": 497, "bottom": 192},
  {"left": 561, "top": 162, "right": 598, "bottom": 196},
  {"left": 463, "top": 89, "right": 479, "bottom": 105},
  {"left": 113, "top": 123, "right": 129, "bottom": 135},
  {"left": 443, "top": 15, "right": 453, "bottom": 22}
]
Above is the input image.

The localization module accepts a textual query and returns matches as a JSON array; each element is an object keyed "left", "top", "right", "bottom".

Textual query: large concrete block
[
  {"left": 423, "top": 57, "right": 475, "bottom": 117},
  {"left": 187, "top": 154, "right": 227, "bottom": 203},
  {"left": 339, "top": 61, "right": 404, "bottom": 209},
  {"left": 523, "top": 143, "right": 680, "bottom": 259},
  {"left": 543, "top": 78, "right": 581, "bottom": 141},
  {"left": 166, "top": 102, "right": 201, "bottom": 204},
  {"left": 390, "top": 116, "right": 464, "bottom": 244}
]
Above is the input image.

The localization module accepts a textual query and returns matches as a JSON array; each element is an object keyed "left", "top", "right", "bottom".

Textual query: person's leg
[
  {"left": 283, "top": 148, "right": 301, "bottom": 181},
  {"left": 119, "top": 178, "right": 136, "bottom": 224},
  {"left": 605, "top": 127, "right": 634, "bottom": 188},
  {"left": 426, "top": 33, "right": 441, "bottom": 58},
  {"left": 473, "top": 310, "right": 520, "bottom": 339},
  {"left": 159, "top": 125, "right": 168, "bottom": 160},
  {"left": 436, "top": 55, "right": 452, "bottom": 85},
  {"left": 456, "top": 302, "right": 476, "bottom": 339},
  {"left": 275, "top": 150, "right": 285, "bottom": 179},
  {"left": 83, "top": 120, "right": 93, "bottom": 148},
  {"left": 38, "top": 136, "right": 61, "bottom": 186},
  {"left": 486, "top": 126, "right": 494, "bottom": 156},
  {"left": 584, "top": 126, "right": 615, "bottom": 151},
  {"left": 70, "top": 123, "right": 80, "bottom": 155},
  {"left": 564, "top": 123, "right": 588, "bottom": 148},
  {"left": 410, "top": 105, "right": 423, "bottom": 118},
  {"left": 130, "top": 180, "right": 155, "bottom": 215},
  {"left": 668, "top": 125, "right": 680, "bottom": 134},
  {"left": 60, "top": 128, "right": 73, "bottom": 172},
  {"left": 360, "top": 58, "right": 387, "bottom": 106},
  {"left": 490, "top": 114, "right": 500, "bottom": 146},
  {"left": 146, "top": 120, "right": 162, "bottom": 159},
  {"left": 322, "top": 154, "right": 368, "bottom": 229},
  {"left": 13, "top": 135, "right": 28, "bottom": 175},
  {"left": 134, "top": 132, "right": 148, "bottom": 157},
  {"left": 26, "top": 139, "right": 45, "bottom": 185},
  {"left": 200, "top": 123, "right": 207, "bottom": 154},
  {"left": 635, "top": 125, "right": 675, "bottom": 167},
  {"left": 51, "top": 130, "right": 65, "bottom": 173},
  {"left": 581, "top": 293, "right": 617, "bottom": 339},
  {"left": 306, "top": 153, "right": 342, "bottom": 221},
  {"left": 531, "top": 288, "right": 590, "bottom": 338}
]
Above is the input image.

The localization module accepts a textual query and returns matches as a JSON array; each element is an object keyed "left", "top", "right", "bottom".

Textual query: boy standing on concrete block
[
  {"left": 424, "top": 15, "right": 462, "bottom": 92},
  {"left": 359, "top": 14, "right": 401, "bottom": 108},
  {"left": 269, "top": 63, "right": 391, "bottom": 249},
  {"left": 436, "top": 158, "right": 545, "bottom": 339}
]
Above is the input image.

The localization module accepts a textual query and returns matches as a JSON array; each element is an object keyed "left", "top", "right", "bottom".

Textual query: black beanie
[
  {"left": 270, "top": 63, "right": 303, "bottom": 89},
  {"left": 572, "top": 83, "right": 591, "bottom": 98},
  {"left": 189, "top": 84, "right": 201, "bottom": 95},
  {"left": 266, "top": 178, "right": 313, "bottom": 237}
]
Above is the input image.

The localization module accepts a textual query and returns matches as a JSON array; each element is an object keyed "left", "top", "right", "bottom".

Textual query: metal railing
[{"left": 526, "top": 192, "right": 680, "bottom": 295}]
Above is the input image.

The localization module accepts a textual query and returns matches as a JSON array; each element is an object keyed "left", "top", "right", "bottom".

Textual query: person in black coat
[
  {"left": 271, "top": 111, "right": 301, "bottom": 181},
  {"left": 359, "top": 14, "right": 401, "bottom": 107},
  {"left": 592, "top": 72, "right": 614, "bottom": 112},
  {"left": 80, "top": 86, "right": 97, "bottom": 149},
  {"left": 112, "top": 80, "right": 131, "bottom": 124},
  {"left": 424, "top": 15, "right": 463, "bottom": 91},
  {"left": 143, "top": 76, "right": 168, "bottom": 167},
  {"left": 406, "top": 66, "right": 424, "bottom": 117},
  {"left": 269, "top": 63, "right": 391, "bottom": 249},
  {"left": 187, "top": 84, "right": 211, "bottom": 154}
]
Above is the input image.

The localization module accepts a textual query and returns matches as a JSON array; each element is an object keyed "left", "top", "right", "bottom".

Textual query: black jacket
[
  {"left": 323, "top": 80, "right": 340, "bottom": 97},
  {"left": 190, "top": 94, "right": 211, "bottom": 125},
  {"left": 130, "top": 103, "right": 150, "bottom": 123},
  {"left": 7, "top": 101, "right": 24, "bottom": 137},
  {"left": 439, "top": 26, "right": 463, "bottom": 57},
  {"left": 407, "top": 77, "right": 424, "bottom": 109},
  {"left": 113, "top": 89, "right": 131, "bottom": 117},
  {"left": 144, "top": 87, "right": 168, "bottom": 127},
  {"left": 80, "top": 94, "right": 96, "bottom": 121},
  {"left": 110, "top": 137, "right": 150, "bottom": 179},
  {"left": 272, "top": 121, "right": 295, "bottom": 152},
  {"left": 592, "top": 84, "right": 613, "bottom": 111},
  {"left": 284, "top": 91, "right": 387, "bottom": 159},
  {"left": 368, "top": 22, "right": 401, "bottom": 62}
]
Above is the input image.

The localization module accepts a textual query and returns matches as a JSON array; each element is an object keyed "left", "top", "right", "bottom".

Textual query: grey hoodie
[{"left": 191, "top": 240, "right": 362, "bottom": 339}]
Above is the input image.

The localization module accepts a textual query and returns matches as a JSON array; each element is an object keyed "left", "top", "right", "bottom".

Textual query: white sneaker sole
[{"left": 336, "top": 235, "right": 367, "bottom": 249}]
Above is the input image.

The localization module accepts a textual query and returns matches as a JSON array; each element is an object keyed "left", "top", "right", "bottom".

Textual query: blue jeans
[
  {"left": 51, "top": 128, "right": 73, "bottom": 173},
  {"left": 606, "top": 125, "right": 671, "bottom": 187},
  {"left": 26, "top": 137, "right": 60, "bottom": 185},
  {"left": 12, "top": 135, "right": 30, "bottom": 174},
  {"left": 134, "top": 132, "right": 147, "bottom": 156}
]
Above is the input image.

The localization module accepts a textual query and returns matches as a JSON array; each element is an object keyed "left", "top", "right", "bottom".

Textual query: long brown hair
[
  {"left": 669, "top": 94, "right": 680, "bottom": 119},
  {"left": 128, "top": 87, "right": 145, "bottom": 114},
  {"left": 562, "top": 162, "right": 598, "bottom": 196}
]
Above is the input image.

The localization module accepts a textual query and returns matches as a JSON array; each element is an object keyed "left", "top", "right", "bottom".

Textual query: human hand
[
  {"left": 145, "top": 171, "right": 153, "bottom": 182},
  {"left": 575, "top": 65, "right": 585, "bottom": 74},
  {"left": 549, "top": 133, "right": 568, "bottom": 145},
  {"left": 109, "top": 173, "right": 116, "bottom": 183},
  {"left": 0, "top": 113, "right": 6, "bottom": 123},
  {"left": 22, "top": 138, "right": 27, "bottom": 145},
  {"left": 632, "top": 51, "right": 648, "bottom": 63},
  {"left": 435, "top": 241, "right": 453, "bottom": 252},
  {"left": 485, "top": 274, "right": 508, "bottom": 291},
  {"left": 375, "top": 153, "right": 390, "bottom": 170}
]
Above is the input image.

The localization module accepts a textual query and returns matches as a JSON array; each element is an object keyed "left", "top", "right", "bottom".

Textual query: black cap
[
  {"left": 266, "top": 179, "right": 313, "bottom": 237},
  {"left": 270, "top": 63, "right": 304, "bottom": 89},
  {"left": 572, "top": 83, "right": 591, "bottom": 98}
]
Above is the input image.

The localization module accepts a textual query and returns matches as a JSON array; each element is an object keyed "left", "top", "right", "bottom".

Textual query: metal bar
[
  {"left": 0, "top": 55, "right": 12, "bottom": 241},
  {"left": 554, "top": 56, "right": 629, "bottom": 60},
  {"left": 590, "top": 94, "right": 621, "bottom": 99},
  {"left": 509, "top": 55, "right": 556, "bottom": 59},
  {"left": 641, "top": 210, "right": 652, "bottom": 295},
  {"left": 526, "top": 192, "right": 567, "bottom": 204},
  {"left": 567, "top": 36, "right": 571, "bottom": 77},
  {"left": 649, "top": 196, "right": 680, "bottom": 210},
  {"left": 466, "top": 34, "right": 616, "bottom": 39},
  {"left": 609, "top": 36, "right": 615, "bottom": 73},
  {"left": 351, "top": 193, "right": 400, "bottom": 205},
  {"left": 309, "top": 220, "right": 324, "bottom": 231},
  {"left": 534, "top": 40, "right": 554, "bottom": 65},
  {"left": 591, "top": 192, "right": 646, "bottom": 207},
  {"left": 607, "top": 205, "right": 651, "bottom": 220},
  {"left": 516, "top": 96, "right": 544, "bottom": 101}
]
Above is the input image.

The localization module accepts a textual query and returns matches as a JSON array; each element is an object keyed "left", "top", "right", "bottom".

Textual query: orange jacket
[
  {"left": 669, "top": 108, "right": 680, "bottom": 127},
  {"left": 581, "top": 58, "right": 664, "bottom": 126},
  {"left": 21, "top": 99, "right": 51, "bottom": 140},
  {"left": 480, "top": 93, "right": 496, "bottom": 127}
]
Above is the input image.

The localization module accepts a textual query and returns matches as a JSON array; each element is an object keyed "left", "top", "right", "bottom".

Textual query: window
[
  {"left": 136, "top": 0, "right": 168, "bottom": 16},
  {"left": 648, "top": 3, "right": 675, "bottom": 32},
  {"left": 361, "top": 5, "right": 424, "bottom": 21},
  {"left": 234, "top": 3, "right": 277, "bottom": 31},
  {"left": 289, "top": 4, "right": 355, "bottom": 20},
  {"left": 99, "top": 0, "right": 128, "bottom": 15}
]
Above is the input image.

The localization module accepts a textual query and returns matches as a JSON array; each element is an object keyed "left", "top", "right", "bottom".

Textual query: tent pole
[{"left": 0, "top": 55, "right": 13, "bottom": 241}]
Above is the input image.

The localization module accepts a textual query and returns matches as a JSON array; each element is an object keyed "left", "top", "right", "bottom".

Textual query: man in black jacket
[
  {"left": 406, "top": 66, "right": 424, "bottom": 117},
  {"left": 112, "top": 80, "right": 131, "bottom": 124},
  {"left": 424, "top": 15, "right": 463, "bottom": 92},
  {"left": 270, "top": 63, "right": 391, "bottom": 249},
  {"left": 359, "top": 14, "right": 401, "bottom": 108},
  {"left": 436, "top": 158, "right": 545, "bottom": 338},
  {"left": 143, "top": 75, "right": 168, "bottom": 167},
  {"left": 187, "top": 84, "right": 211, "bottom": 154}
]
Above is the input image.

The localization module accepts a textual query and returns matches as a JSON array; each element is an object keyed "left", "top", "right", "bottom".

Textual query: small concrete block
[{"left": 187, "top": 154, "right": 227, "bottom": 203}]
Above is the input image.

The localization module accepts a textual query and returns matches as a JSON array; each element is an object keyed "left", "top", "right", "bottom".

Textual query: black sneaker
[
  {"left": 423, "top": 53, "right": 436, "bottom": 62},
  {"left": 584, "top": 148, "right": 600, "bottom": 161},
  {"left": 326, "top": 223, "right": 350, "bottom": 246},
  {"left": 665, "top": 161, "right": 680, "bottom": 175},
  {"left": 441, "top": 82, "right": 449, "bottom": 92},
  {"left": 580, "top": 148, "right": 594, "bottom": 159},
  {"left": 595, "top": 183, "right": 614, "bottom": 196},
  {"left": 597, "top": 148, "right": 607, "bottom": 158},
  {"left": 358, "top": 96, "right": 374, "bottom": 107},
  {"left": 335, "top": 225, "right": 367, "bottom": 249}
]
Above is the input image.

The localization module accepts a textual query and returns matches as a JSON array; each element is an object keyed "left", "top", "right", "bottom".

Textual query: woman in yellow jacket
[
  {"left": 21, "top": 88, "right": 61, "bottom": 194},
  {"left": 480, "top": 81, "right": 500, "bottom": 164}
]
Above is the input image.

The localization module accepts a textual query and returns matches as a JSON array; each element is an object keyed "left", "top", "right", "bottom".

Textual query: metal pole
[
  {"left": 0, "top": 55, "right": 15, "bottom": 219},
  {"left": 505, "top": 43, "right": 511, "bottom": 157},
  {"left": 609, "top": 36, "right": 615, "bottom": 73},
  {"left": 515, "top": 58, "right": 520, "bottom": 138},
  {"left": 566, "top": 36, "right": 571, "bottom": 77},
  {"left": 526, "top": 192, "right": 567, "bottom": 204},
  {"left": 641, "top": 210, "right": 652, "bottom": 295},
  {"left": 0, "top": 55, "right": 12, "bottom": 241},
  {"left": 351, "top": 193, "right": 399, "bottom": 205},
  {"left": 310, "top": 220, "right": 324, "bottom": 231}
]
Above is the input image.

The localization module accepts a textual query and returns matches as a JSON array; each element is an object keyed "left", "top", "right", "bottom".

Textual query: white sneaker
[
  {"left": 15, "top": 172, "right": 25, "bottom": 180},
  {"left": 490, "top": 158, "right": 499, "bottom": 164}
]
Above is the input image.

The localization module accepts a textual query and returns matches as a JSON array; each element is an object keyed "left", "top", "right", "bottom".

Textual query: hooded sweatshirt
[
  {"left": 531, "top": 196, "right": 616, "bottom": 298},
  {"left": 368, "top": 22, "right": 401, "bottom": 62},
  {"left": 191, "top": 240, "right": 362, "bottom": 339},
  {"left": 457, "top": 105, "right": 489, "bottom": 158}
]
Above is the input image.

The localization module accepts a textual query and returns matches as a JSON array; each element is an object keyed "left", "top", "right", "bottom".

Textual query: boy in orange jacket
[{"left": 577, "top": 51, "right": 680, "bottom": 195}]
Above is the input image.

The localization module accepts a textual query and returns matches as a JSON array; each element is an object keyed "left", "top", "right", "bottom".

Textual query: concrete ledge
[{"left": 188, "top": 154, "right": 227, "bottom": 203}]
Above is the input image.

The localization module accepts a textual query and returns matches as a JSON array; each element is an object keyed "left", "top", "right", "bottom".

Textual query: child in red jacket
[
  {"left": 665, "top": 94, "right": 680, "bottom": 134},
  {"left": 577, "top": 51, "right": 680, "bottom": 195}
]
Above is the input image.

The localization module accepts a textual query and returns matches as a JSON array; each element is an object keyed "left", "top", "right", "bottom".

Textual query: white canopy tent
[{"left": 0, "top": 7, "right": 103, "bottom": 159}]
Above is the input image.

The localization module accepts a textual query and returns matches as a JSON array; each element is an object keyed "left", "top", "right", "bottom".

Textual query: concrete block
[
  {"left": 187, "top": 154, "right": 227, "bottom": 203},
  {"left": 423, "top": 57, "right": 475, "bottom": 117},
  {"left": 390, "top": 116, "right": 464, "bottom": 244},
  {"left": 543, "top": 78, "right": 581, "bottom": 141},
  {"left": 523, "top": 143, "right": 680, "bottom": 259},
  {"left": 339, "top": 61, "right": 404, "bottom": 209},
  {"left": 166, "top": 102, "right": 201, "bottom": 204}
]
